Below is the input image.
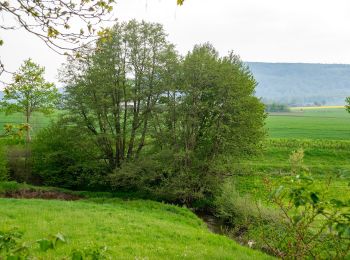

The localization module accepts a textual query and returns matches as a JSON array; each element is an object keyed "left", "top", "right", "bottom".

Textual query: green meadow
[
  {"left": 0, "top": 106, "right": 349, "bottom": 258},
  {"left": 0, "top": 112, "right": 55, "bottom": 136},
  {"left": 266, "top": 107, "right": 350, "bottom": 140},
  {"left": 236, "top": 106, "right": 350, "bottom": 201},
  {"left": 0, "top": 197, "right": 272, "bottom": 259}
]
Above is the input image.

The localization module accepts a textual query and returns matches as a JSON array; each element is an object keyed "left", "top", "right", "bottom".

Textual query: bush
[
  {"left": 108, "top": 151, "right": 221, "bottom": 207},
  {"left": 31, "top": 121, "right": 109, "bottom": 190},
  {"left": 213, "top": 180, "right": 279, "bottom": 242},
  {"left": 261, "top": 173, "right": 350, "bottom": 259},
  {"left": 0, "top": 143, "right": 8, "bottom": 181},
  {"left": 6, "top": 145, "right": 36, "bottom": 183}
]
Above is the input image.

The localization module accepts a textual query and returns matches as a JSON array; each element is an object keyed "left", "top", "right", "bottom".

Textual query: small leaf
[
  {"left": 71, "top": 250, "right": 84, "bottom": 260},
  {"left": 292, "top": 215, "right": 302, "bottom": 224},
  {"left": 54, "top": 232, "right": 66, "bottom": 246},
  {"left": 37, "top": 239, "right": 54, "bottom": 252},
  {"left": 177, "top": 0, "right": 185, "bottom": 5},
  {"left": 310, "top": 192, "right": 319, "bottom": 204}
]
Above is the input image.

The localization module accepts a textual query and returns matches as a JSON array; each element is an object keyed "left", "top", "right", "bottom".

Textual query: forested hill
[
  {"left": 2, "top": 63, "right": 350, "bottom": 106},
  {"left": 247, "top": 62, "right": 350, "bottom": 106}
]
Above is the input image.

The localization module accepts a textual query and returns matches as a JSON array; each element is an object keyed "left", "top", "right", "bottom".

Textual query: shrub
[
  {"left": 109, "top": 151, "right": 221, "bottom": 207},
  {"left": 6, "top": 145, "right": 35, "bottom": 183},
  {"left": 261, "top": 173, "right": 350, "bottom": 259},
  {"left": 257, "top": 149, "right": 350, "bottom": 258},
  {"left": 31, "top": 120, "right": 109, "bottom": 190},
  {"left": 214, "top": 180, "right": 278, "bottom": 242},
  {"left": 0, "top": 143, "right": 8, "bottom": 181}
]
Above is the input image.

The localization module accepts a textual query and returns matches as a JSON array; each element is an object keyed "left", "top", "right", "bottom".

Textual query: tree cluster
[{"left": 43, "top": 20, "right": 266, "bottom": 202}]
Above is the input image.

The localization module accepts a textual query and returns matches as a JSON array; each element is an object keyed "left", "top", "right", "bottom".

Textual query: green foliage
[
  {"left": 0, "top": 0, "right": 115, "bottom": 57},
  {"left": 0, "top": 228, "right": 67, "bottom": 258},
  {"left": 288, "top": 148, "right": 305, "bottom": 174},
  {"left": 0, "top": 59, "right": 60, "bottom": 141},
  {"left": 214, "top": 181, "right": 277, "bottom": 231},
  {"left": 262, "top": 172, "right": 350, "bottom": 259},
  {"left": 1, "top": 59, "right": 60, "bottom": 117},
  {"left": 0, "top": 123, "right": 29, "bottom": 139},
  {"left": 71, "top": 246, "right": 109, "bottom": 260},
  {"left": 63, "top": 20, "right": 172, "bottom": 169},
  {"left": 31, "top": 119, "right": 108, "bottom": 189},
  {"left": 0, "top": 229, "right": 23, "bottom": 254},
  {"left": 346, "top": 96, "right": 350, "bottom": 113},
  {"left": 0, "top": 143, "right": 8, "bottom": 181},
  {"left": 177, "top": 0, "right": 185, "bottom": 5},
  {"left": 60, "top": 24, "right": 265, "bottom": 205},
  {"left": 157, "top": 44, "right": 266, "bottom": 160},
  {"left": 147, "top": 44, "right": 266, "bottom": 204}
]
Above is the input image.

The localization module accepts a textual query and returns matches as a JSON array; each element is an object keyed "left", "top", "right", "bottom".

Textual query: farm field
[
  {"left": 0, "top": 196, "right": 272, "bottom": 259},
  {"left": 2, "top": 107, "right": 350, "bottom": 140},
  {"left": 266, "top": 107, "right": 350, "bottom": 140},
  {"left": 237, "top": 106, "right": 350, "bottom": 201},
  {"left": 0, "top": 112, "right": 56, "bottom": 136}
]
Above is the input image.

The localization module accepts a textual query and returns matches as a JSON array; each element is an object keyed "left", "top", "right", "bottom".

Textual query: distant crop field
[
  {"left": 235, "top": 138, "right": 350, "bottom": 203},
  {"left": 2, "top": 107, "right": 349, "bottom": 140},
  {"left": 0, "top": 112, "right": 57, "bottom": 135},
  {"left": 238, "top": 107, "right": 350, "bottom": 202},
  {"left": 266, "top": 107, "right": 350, "bottom": 140}
]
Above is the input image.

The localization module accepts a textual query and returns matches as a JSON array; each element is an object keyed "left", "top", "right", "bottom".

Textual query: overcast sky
[{"left": 1, "top": 0, "right": 350, "bottom": 87}]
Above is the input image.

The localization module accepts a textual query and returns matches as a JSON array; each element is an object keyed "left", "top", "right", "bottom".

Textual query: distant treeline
[
  {"left": 247, "top": 62, "right": 350, "bottom": 106},
  {"left": 265, "top": 102, "right": 290, "bottom": 112}
]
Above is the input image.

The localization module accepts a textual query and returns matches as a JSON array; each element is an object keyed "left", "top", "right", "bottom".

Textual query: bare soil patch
[{"left": 2, "top": 189, "right": 81, "bottom": 201}]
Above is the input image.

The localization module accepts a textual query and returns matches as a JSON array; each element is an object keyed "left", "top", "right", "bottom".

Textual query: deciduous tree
[{"left": 1, "top": 59, "right": 60, "bottom": 141}]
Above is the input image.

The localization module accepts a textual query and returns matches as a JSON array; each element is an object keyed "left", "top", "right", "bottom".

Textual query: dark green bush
[
  {"left": 0, "top": 143, "right": 8, "bottom": 181},
  {"left": 31, "top": 121, "right": 109, "bottom": 190},
  {"left": 108, "top": 151, "right": 221, "bottom": 207}
]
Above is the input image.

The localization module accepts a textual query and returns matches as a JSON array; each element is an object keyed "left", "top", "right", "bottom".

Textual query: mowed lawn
[
  {"left": 266, "top": 107, "right": 350, "bottom": 140},
  {"left": 0, "top": 198, "right": 272, "bottom": 259}
]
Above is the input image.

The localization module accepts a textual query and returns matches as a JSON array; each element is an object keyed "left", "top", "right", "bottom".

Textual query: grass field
[
  {"left": 266, "top": 107, "right": 350, "bottom": 140},
  {"left": 238, "top": 107, "right": 350, "bottom": 201},
  {"left": 1, "top": 107, "right": 350, "bottom": 140},
  {"left": 0, "top": 197, "right": 272, "bottom": 259},
  {"left": 0, "top": 112, "right": 55, "bottom": 136}
]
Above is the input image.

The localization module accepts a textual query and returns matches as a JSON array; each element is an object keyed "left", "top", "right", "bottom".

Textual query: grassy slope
[{"left": 0, "top": 198, "right": 272, "bottom": 259}]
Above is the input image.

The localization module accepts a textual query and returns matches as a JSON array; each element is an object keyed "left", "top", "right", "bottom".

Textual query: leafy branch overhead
[
  {"left": 0, "top": 0, "right": 116, "bottom": 54},
  {"left": 0, "top": 0, "right": 185, "bottom": 77},
  {"left": 0, "top": 0, "right": 186, "bottom": 51}
]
